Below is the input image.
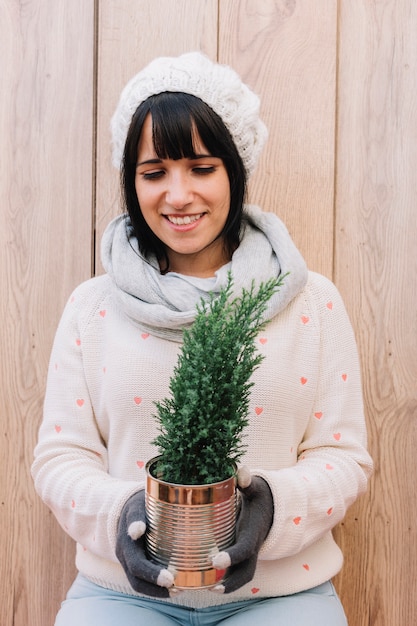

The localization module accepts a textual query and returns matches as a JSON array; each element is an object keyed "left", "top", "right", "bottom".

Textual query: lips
[{"left": 166, "top": 213, "right": 204, "bottom": 226}]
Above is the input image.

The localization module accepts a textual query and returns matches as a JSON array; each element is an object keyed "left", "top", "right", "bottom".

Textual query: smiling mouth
[{"left": 166, "top": 213, "right": 204, "bottom": 226}]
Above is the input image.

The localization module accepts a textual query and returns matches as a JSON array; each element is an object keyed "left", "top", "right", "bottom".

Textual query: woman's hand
[
  {"left": 211, "top": 467, "right": 274, "bottom": 593},
  {"left": 116, "top": 491, "right": 175, "bottom": 598}
]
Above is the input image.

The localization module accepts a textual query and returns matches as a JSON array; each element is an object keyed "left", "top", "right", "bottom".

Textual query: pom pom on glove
[
  {"left": 211, "top": 467, "right": 274, "bottom": 594},
  {"left": 115, "top": 490, "right": 175, "bottom": 598}
]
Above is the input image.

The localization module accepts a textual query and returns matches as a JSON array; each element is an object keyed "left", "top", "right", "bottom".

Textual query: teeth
[{"left": 167, "top": 214, "right": 202, "bottom": 225}]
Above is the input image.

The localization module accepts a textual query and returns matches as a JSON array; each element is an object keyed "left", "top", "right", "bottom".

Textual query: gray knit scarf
[{"left": 101, "top": 204, "right": 308, "bottom": 342}]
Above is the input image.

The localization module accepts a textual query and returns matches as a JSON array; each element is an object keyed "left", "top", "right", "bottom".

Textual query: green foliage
[{"left": 152, "top": 272, "right": 287, "bottom": 485}]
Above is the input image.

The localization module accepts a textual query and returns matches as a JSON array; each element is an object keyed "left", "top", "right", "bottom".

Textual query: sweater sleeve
[
  {"left": 31, "top": 280, "right": 142, "bottom": 562},
  {"left": 255, "top": 273, "right": 373, "bottom": 561}
]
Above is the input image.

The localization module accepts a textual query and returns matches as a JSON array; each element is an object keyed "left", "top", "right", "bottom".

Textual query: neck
[
  {"left": 162, "top": 246, "right": 231, "bottom": 278},
  {"left": 165, "top": 255, "right": 230, "bottom": 278}
]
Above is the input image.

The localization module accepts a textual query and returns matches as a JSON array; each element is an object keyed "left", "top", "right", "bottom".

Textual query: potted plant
[{"left": 145, "top": 272, "right": 286, "bottom": 589}]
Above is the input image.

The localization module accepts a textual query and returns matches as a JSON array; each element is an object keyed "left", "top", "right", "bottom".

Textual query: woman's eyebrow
[
  {"left": 137, "top": 154, "right": 215, "bottom": 167},
  {"left": 136, "top": 157, "right": 163, "bottom": 167}
]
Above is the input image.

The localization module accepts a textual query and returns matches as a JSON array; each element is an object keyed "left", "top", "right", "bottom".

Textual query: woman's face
[{"left": 135, "top": 114, "right": 231, "bottom": 277}]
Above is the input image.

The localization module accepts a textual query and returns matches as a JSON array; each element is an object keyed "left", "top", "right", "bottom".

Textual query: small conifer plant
[{"left": 151, "top": 272, "right": 287, "bottom": 485}]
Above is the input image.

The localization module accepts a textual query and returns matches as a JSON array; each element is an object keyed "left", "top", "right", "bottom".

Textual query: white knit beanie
[{"left": 111, "top": 51, "right": 268, "bottom": 177}]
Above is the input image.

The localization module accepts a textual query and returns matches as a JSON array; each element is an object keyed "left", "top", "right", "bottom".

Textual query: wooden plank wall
[
  {"left": 333, "top": 2, "right": 417, "bottom": 623},
  {"left": 1, "top": 1, "right": 94, "bottom": 624},
  {"left": 1, "top": 1, "right": 415, "bottom": 624}
]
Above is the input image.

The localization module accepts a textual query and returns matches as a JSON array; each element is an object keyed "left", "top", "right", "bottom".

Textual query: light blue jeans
[{"left": 55, "top": 574, "right": 348, "bottom": 626}]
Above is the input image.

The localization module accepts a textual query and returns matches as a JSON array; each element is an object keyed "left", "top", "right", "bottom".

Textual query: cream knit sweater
[{"left": 32, "top": 209, "right": 373, "bottom": 608}]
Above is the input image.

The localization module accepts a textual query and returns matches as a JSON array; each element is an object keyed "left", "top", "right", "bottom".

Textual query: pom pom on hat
[{"left": 111, "top": 51, "right": 268, "bottom": 177}]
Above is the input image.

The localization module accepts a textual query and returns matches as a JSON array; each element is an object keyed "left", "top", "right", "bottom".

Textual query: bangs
[{"left": 148, "top": 92, "right": 226, "bottom": 161}]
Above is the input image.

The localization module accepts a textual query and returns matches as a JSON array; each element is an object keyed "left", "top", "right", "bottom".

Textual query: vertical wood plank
[
  {"left": 95, "top": 0, "right": 219, "bottom": 272},
  {"left": 0, "top": 1, "right": 94, "bottom": 625},
  {"left": 334, "top": 1, "right": 417, "bottom": 624},
  {"left": 219, "top": 0, "right": 338, "bottom": 277}
]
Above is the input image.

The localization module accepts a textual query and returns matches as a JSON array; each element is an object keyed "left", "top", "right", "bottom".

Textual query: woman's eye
[
  {"left": 193, "top": 166, "right": 216, "bottom": 175},
  {"left": 142, "top": 170, "right": 165, "bottom": 180}
]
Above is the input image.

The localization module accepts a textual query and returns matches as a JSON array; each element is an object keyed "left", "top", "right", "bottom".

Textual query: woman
[{"left": 32, "top": 52, "right": 373, "bottom": 625}]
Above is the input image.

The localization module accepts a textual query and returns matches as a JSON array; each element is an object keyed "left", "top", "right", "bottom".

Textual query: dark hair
[{"left": 121, "top": 92, "right": 247, "bottom": 273}]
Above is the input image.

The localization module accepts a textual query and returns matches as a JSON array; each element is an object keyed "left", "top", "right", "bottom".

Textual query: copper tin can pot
[{"left": 145, "top": 457, "right": 237, "bottom": 590}]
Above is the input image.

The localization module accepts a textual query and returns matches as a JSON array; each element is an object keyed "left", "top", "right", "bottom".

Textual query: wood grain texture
[
  {"left": 0, "top": 1, "right": 94, "bottom": 625},
  {"left": 219, "top": 0, "right": 337, "bottom": 278},
  {"left": 333, "top": 1, "right": 417, "bottom": 624},
  {"left": 94, "top": 0, "right": 218, "bottom": 273}
]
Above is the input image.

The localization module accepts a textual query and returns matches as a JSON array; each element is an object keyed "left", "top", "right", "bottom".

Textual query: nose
[{"left": 165, "top": 171, "right": 193, "bottom": 210}]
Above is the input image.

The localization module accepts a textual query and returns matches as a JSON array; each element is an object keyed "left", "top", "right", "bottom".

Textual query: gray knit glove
[
  {"left": 115, "top": 490, "right": 175, "bottom": 598},
  {"left": 211, "top": 467, "right": 274, "bottom": 594}
]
